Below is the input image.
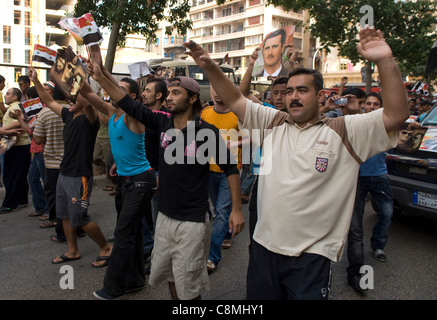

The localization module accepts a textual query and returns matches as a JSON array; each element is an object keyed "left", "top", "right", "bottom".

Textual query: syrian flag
[
  {"left": 78, "top": 13, "right": 103, "bottom": 47},
  {"left": 425, "top": 40, "right": 437, "bottom": 79},
  {"left": 218, "top": 53, "right": 229, "bottom": 66},
  {"left": 19, "top": 98, "right": 43, "bottom": 129},
  {"left": 412, "top": 81, "right": 428, "bottom": 95},
  {"left": 32, "top": 44, "right": 57, "bottom": 66},
  {"left": 58, "top": 17, "right": 84, "bottom": 46}
]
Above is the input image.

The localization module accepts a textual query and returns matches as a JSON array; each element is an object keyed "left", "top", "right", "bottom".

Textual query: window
[
  {"left": 248, "top": 0, "right": 261, "bottom": 6},
  {"left": 24, "top": 11, "right": 31, "bottom": 26},
  {"left": 14, "top": 10, "right": 21, "bottom": 24},
  {"left": 3, "top": 26, "right": 11, "bottom": 44},
  {"left": 248, "top": 16, "right": 260, "bottom": 25},
  {"left": 155, "top": 37, "right": 159, "bottom": 45},
  {"left": 25, "top": 27, "right": 31, "bottom": 45},
  {"left": 3, "top": 48, "right": 11, "bottom": 63},
  {"left": 14, "top": 0, "right": 20, "bottom": 5},
  {"left": 340, "top": 62, "right": 348, "bottom": 71},
  {"left": 25, "top": 49, "right": 31, "bottom": 64},
  {"left": 24, "top": 0, "right": 31, "bottom": 6},
  {"left": 247, "top": 35, "right": 262, "bottom": 45}
]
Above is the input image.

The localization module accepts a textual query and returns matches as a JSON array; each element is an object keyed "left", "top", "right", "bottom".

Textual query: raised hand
[
  {"left": 249, "top": 47, "right": 260, "bottom": 65},
  {"left": 27, "top": 66, "right": 38, "bottom": 82},
  {"left": 183, "top": 41, "right": 214, "bottom": 70},
  {"left": 357, "top": 26, "right": 393, "bottom": 64}
]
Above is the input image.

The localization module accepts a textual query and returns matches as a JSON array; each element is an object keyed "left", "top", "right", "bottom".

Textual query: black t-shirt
[
  {"left": 118, "top": 94, "right": 239, "bottom": 223},
  {"left": 145, "top": 105, "right": 168, "bottom": 171},
  {"left": 60, "top": 108, "right": 100, "bottom": 177}
]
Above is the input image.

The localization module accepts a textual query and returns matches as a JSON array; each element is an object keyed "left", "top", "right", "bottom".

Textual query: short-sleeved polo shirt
[{"left": 241, "top": 99, "right": 397, "bottom": 261}]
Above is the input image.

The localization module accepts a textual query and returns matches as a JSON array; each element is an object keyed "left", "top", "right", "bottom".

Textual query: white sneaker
[{"left": 206, "top": 260, "right": 216, "bottom": 272}]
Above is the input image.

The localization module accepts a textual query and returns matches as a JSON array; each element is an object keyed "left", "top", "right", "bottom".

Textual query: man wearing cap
[{"left": 88, "top": 57, "right": 245, "bottom": 300}]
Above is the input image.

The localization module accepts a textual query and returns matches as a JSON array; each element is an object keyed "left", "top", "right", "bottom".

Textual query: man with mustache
[{"left": 185, "top": 26, "right": 409, "bottom": 300}]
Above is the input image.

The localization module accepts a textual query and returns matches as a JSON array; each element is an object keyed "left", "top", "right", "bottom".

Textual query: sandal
[
  {"left": 28, "top": 211, "right": 43, "bottom": 217},
  {"left": 109, "top": 189, "right": 117, "bottom": 196},
  {"left": 92, "top": 256, "right": 110, "bottom": 268},
  {"left": 103, "top": 185, "right": 114, "bottom": 191},
  {"left": 39, "top": 214, "right": 49, "bottom": 221},
  {"left": 40, "top": 220, "right": 57, "bottom": 229}
]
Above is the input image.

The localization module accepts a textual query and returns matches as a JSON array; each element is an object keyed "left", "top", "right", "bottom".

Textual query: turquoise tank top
[{"left": 108, "top": 113, "right": 151, "bottom": 176}]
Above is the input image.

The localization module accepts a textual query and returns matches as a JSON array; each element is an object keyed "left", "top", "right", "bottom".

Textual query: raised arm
[
  {"left": 184, "top": 41, "right": 248, "bottom": 122},
  {"left": 88, "top": 60, "right": 126, "bottom": 103},
  {"left": 28, "top": 67, "right": 63, "bottom": 116},
  {"left": 240, "top": 48, "right": 260, "bottom": 98},
  {"left": 357, "top": 27, "right": 409, "bottom": 131}
]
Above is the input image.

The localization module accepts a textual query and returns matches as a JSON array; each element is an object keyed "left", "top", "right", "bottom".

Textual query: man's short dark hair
[
  {"left": 288, "top": 67, "right": 324, "bottom": 93},
  {"left": 17, "top": 75, "right": 30, "bottom": 84},
  {"left": 27, "top": 86, "right": 38, "bottom": 99},
  {"left": 272, "top": 76, "right": 289, "bottom": 89},
  {"left": 11, "top": 87, "right": 22, "bottom": 101},
  {"left": 147, "top": 78, "right": 168, "bottom": 103},
  {"left": 264, "top": 28, "right": 286, "bottom": 47},
  {"left": 0, "top": 75, "right": 5, "bottom": 83},
  {"left": 366, "top": 92, "right": 383, "bottom": 105},
  {"left": 120, "top": 77, "right": 139, "bottom": 100},
  {"left": 343, "top": 87, "right": 366, "bottom": 99}
]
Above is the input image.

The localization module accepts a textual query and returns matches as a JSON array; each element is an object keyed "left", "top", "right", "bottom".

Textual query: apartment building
[
  {"left": 0, "top": 0, "right": 76, "bottom": 87},
  {"left": 181, "top": 0, "right": 315, "bottom": 79}
]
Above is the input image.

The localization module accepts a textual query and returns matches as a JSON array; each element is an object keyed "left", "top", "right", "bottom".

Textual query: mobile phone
[{"left": 334, "top": 97, "right": 348, "bottom": 105}]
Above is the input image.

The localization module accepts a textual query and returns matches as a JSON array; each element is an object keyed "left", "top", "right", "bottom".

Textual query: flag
[
  {"left": 412, "top": 81, "right": 428, "bottom": 96},
  {"left": 19, "top": 98, "right": 43, "bottom": 129},
  {"left": 425, "top": 40, "right": 437, "bottom": 78},
  {"left": 32, "top": 44, "right": 57, "bottom": 66},
  {"left": 218, "top": 53, "right": 229, "bottom": 66},
  {"left": 58, "top": 17, "right": 84, "bottom": 46},
  {"left": 78, "top": 13, "right": 103, "bottom": 47}
]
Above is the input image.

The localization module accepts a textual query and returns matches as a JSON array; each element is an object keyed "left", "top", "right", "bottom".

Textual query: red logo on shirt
[{"left": 315, "top": 157, "right": 328, "bottom": 172}]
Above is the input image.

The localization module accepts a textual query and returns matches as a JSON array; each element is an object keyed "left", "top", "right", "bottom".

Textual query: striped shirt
[{"left": 33, "top": 106, "right": 65, "bottom": 169}]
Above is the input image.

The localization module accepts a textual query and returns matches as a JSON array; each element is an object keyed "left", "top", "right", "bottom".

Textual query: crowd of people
[{"left": 0, "top": 26, "right": 433, "bottom": 300}]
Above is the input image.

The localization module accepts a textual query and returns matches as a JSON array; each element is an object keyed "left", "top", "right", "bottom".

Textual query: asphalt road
[{"left": 1, "top": 174, "right": 437, "bottom": 304}]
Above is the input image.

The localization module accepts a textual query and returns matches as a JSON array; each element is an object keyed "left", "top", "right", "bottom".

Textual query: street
[{"left": 1, "top": 174, "right": 437, "bottom": 303}]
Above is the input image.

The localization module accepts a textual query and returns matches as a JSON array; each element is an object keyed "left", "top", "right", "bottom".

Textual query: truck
[{"left": 385, "top": 103, "right": 437, "bottom": 220}]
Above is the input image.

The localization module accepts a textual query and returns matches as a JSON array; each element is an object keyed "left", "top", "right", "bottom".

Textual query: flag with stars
[
  {"left": 32, "top": 44, "right": 57, "bottom": 66},
  {"left": 58, "top": 17, "right": 84, "bottom": 46},
  {"left": 78, "top": 13, "right": 103, "bottom": 47}
]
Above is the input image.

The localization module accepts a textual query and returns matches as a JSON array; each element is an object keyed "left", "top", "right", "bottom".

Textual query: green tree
[
  {"left": 74, "top": 0, "right": 192, "bottom": 72},
  {"left": 266, "top": 0, "right": 437, "bottom": 89}
]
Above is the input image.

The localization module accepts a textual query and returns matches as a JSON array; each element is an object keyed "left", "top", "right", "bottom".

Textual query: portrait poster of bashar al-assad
[
  {"left": 396, "top": 122, "right": 428, "bottom": 153},
  {"left": 252, "top": 25, "right": 295, "bottom": 78},
  {"left": 49, "top": 45, "right": 86, "bottom": 103}
]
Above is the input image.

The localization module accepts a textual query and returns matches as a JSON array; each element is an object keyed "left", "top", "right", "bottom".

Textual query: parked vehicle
[
  {"left": 150, "top": 59, "right": 238, "bottom": 103},
  {"left": 385, "top": 103, "right": 437, "bottom": 220}
]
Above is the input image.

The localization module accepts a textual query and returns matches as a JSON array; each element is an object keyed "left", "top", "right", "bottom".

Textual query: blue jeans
[
  {"left": 240, "top": 163, "right": 255, "bottom": 195},
  {"left": 208, "top": 172, "right": 232, "bottom": 265},
  {"left": 347, "top": 175, "right": 393, "bottom": 275},
  {"left": 28, "top": 153, "right": 48, "bottom": 213}
]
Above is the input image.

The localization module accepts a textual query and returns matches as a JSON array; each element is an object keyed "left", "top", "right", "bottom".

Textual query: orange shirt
[{"left": 201, "top": 106, "right": 241, "bottom": 172}]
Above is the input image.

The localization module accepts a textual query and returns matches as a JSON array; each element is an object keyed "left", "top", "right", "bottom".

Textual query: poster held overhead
[{"left": 252, "top": 25, "right": 295, "bottom": 78}]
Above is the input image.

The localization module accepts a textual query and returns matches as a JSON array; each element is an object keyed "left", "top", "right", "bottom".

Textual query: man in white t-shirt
[{"left": 185, "top": 26, "right": 409, "bottom": 300}]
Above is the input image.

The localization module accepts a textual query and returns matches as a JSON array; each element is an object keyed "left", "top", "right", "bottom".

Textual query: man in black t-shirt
[
  {"left": 89, "top": 58, "right": 245, "bottom": 300},
  {"left": 28, "top": 67, "right": 112, "bottom": 268}
]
